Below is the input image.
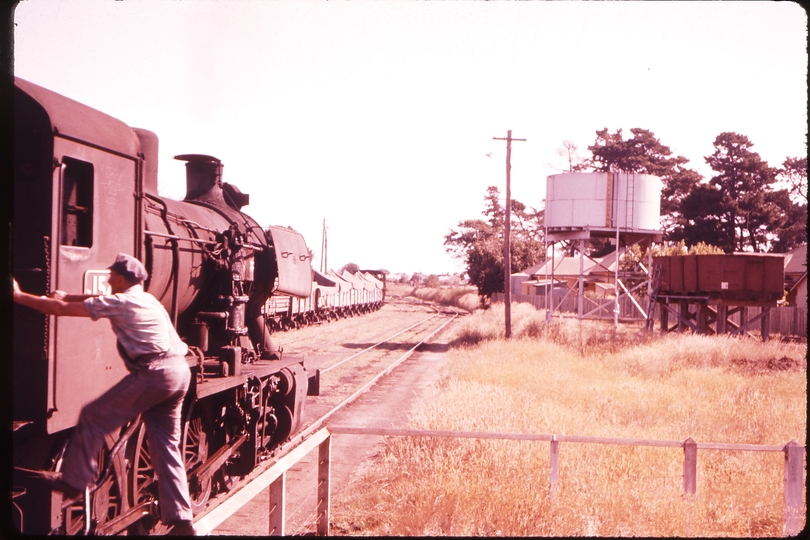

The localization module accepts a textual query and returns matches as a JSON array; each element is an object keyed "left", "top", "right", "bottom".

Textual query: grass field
[{"left": 330, "top": 303, "right": 807, "bottom": 536}]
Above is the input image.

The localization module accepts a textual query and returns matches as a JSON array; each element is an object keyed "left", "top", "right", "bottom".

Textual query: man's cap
[{"left": 108, "top": 253, "right": 148, "bottom": 283}]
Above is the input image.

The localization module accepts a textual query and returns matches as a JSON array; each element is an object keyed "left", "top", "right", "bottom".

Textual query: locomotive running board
[
  {"left": 195, "top": 358, "right": 306, "bottom": 399},
  {"left": 307, "top": 369, "right": 320, "bottom": 396}
]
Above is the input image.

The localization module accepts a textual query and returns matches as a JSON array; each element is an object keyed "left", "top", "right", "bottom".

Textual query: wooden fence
[
  {"left": 327, "top": 427, "right": 805, "bottom": 537},
  {"left": 206, "top": 427, "right": 805, "bottom": 536},
  {"left": 493, "top": 293, "right": 808, "bottom": 338}
]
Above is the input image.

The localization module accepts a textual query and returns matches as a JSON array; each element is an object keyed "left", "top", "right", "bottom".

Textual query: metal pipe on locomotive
[{"left": 12, "top": 78, "right": 318, "bottom": 535}]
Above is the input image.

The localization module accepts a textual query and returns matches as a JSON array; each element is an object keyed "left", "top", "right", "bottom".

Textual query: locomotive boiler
[{"left": 12, "top": 77, "right": 316, "bottom": 535}]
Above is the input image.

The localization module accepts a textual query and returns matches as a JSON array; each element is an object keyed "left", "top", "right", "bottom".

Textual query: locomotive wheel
[
  {"left": 61, "top": 434, "right": 128, "bottom": 535},
  {"left": 214, "top": 468, "right": 240, "bottom": 493},
  {"left": 268, "top": 404, "right": 294, "bottom": 448},
  {"left": 183, "top": 403, "right": 213, "bottom": 515},
  {"left": 212, "top": 405, "right": 245, "bottom": 494},
  {"left": 276, "top": 368, "right": 295, "bottom": 398},
  {"left": 128, "top": 422, "right": 169, "bottom": 535}
]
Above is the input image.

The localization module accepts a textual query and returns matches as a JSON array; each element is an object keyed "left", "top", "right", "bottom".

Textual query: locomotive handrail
[
  {"left": 144, "top": 229, "right": 265, "bottom": 251},
  {"left": 144, "top": 230, "right": 218, "bottom": 245}
]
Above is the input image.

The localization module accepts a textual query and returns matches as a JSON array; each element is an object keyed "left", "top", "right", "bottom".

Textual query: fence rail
[
  {"left": 226, "top": 427, "right": 805, "bottom": 536},
  {"left": 493, "top": 293, "right": 808, "bottom": 338},
  {"left": 326, "top": 427, "right": 805, "bottom": 537}
]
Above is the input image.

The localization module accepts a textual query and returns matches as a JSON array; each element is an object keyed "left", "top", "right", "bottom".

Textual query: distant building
[{"left": 513, "top": 252, "right": 620, "bottom": 297}]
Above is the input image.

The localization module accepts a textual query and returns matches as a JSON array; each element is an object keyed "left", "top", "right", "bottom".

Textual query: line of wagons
[{"left": 264, "top": 269, "right": 386, "bottom": 331}]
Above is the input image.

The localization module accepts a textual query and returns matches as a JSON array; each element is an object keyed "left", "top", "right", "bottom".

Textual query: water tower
[{"left": 544, "top": 172, "right": 663, "bottom": 322}]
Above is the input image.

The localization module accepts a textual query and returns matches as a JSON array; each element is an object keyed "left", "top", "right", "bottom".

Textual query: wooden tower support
[{"left": 655, "top": 297, "right": 774, "bottom": 342}]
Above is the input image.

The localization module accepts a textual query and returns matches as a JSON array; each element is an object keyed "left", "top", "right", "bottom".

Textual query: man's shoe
[{"left": 167, "top": 520, "right": 196, "bottom": 536}]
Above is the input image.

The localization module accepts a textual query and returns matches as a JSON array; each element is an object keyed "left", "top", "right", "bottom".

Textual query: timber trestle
[{"left": 653, "top": 295, "right": 774, "bottom": 341}]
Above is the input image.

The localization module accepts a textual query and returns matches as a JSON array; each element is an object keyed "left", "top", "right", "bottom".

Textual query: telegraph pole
[{"left": 493, "top": 130, "right": 526, "bottom": 339}]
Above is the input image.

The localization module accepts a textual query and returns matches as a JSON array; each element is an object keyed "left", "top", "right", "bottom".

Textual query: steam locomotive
[{"left": 11, "top": 77, "right": 360, "bottom": 535}]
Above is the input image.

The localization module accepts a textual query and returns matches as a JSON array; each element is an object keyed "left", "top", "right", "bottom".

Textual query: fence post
[
  {"left": 784, "top": 440, "right": 805, "bottom": 536},
  {"left": 317, "top": 435, "right": 332, "bottom": 536},
  {"left": 549, "top": 435, "right": 559, "bottom": 500},
  {"left": 268, "top": 472, "right": 286, "bottom": 536},
  {"left": 683, "top": 438, "right": 697, "bottom": 495}
]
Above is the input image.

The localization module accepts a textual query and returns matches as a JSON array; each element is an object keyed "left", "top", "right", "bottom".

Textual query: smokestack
[{"left": 175, "top": 154, "right": 227, "bottom": 206}]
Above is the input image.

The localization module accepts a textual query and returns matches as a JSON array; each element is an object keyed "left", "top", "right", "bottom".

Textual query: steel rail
[
  {"left": 319, "top": 310, "right": 441, "bottom": 374},
  {"left": 292, "top": 309, "right": 458, "bottom": 446},
  {"left": 279, "top": 297, "right": 435, "bottom": 352}
]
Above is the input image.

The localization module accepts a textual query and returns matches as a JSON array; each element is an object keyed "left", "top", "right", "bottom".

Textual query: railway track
[{"left": 192, "top": 297, "right": 460, "bottom": 533}]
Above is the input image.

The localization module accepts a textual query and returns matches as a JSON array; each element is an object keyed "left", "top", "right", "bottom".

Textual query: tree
[
  {"left": 779, "top": 156, "right": 808, "bottom": 204},
  {"left": 660, "top": 166, "right": 702, "bottom": 238},
  {"left": 341, "top": 262, "right": 360, "bottom": 274},
  {"left": 700, "top": 132, "right": 779, "bottom": 252},
  {"left": 677, "top": 184, "right": 732, "bottom": 249},
  {"left": 444, "top": 187, "right": 545, "bottom": 297},
  {"left": 556, "top": 139, "right": 587, "bottom": 172},
  {"left": 768, "top": 188, "right": 807, "bottom": 252},
  {"left": 588, "top": 127, "right": 685, "bottom": 176},
  {"left": 768, "top": 156, "right": 808, "bottom": 252}
]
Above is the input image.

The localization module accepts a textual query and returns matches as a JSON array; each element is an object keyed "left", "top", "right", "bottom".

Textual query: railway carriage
[
  {"left": 11, "top": 78, "right": 325, "bottom": 535},
  {"left": 262, "top": 267, "right": 385, "bottom": 330}
]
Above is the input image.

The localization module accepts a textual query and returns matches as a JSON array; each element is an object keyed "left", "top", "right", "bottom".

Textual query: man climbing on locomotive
[{"left": 13, "top": 253, "right": 196, "bottom": 536}]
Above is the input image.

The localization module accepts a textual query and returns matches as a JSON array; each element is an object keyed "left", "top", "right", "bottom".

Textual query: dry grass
[
  {"left": 409, "top": 286, "right": 481, "bottom": 312},
  {"left": 330, "top": 307, "right": 807, "bottom": 536}
]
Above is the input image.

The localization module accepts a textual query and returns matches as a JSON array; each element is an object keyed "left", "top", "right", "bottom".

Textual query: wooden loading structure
[{"left": 648, "top": 254, "right": 785, "bottom": 341}]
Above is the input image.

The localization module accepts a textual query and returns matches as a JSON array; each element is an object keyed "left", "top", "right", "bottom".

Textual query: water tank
[{"left": 546, "top": 172, "right": 662, "bottom": 232}]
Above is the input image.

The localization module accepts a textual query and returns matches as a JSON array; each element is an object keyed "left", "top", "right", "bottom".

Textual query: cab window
[{"left": 60, "top": 157, "right": 94, "bottom": 247}]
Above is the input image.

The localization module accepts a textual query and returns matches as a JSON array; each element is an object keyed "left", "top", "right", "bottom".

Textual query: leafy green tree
[
  {"left": 779, "top": 156, "right": 808, "bottom": 204},
  {"left": 700, "top": 132, "right": 781, "bottom": 252},
  {"left": 444, "top": 186, "right": 545, "bottom": 297},
  {"left": 768, "top": 156, "right": 808, "bottom": 252},
  {"left": 341, "top": 262, "right": 360, "bottom": 274},
  {"left": 424, "top": 275, "right": 441, "bottom": 288},
  {"left": 768, "top": 188, "right": 807, "bottom": 252},
  {"left": 677, "top": 184, "right": 732, "bottom": 249},
  {"left": 588, "top": 128, "right": 683, "bottom": 176}
]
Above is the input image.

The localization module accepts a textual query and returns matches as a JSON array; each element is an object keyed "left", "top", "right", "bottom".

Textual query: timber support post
[
  {"left": 717, "top": 305, "right": 728, "bottom": 334},
  {"left": 761, "top": 307, "right": 771, "bottom": 342},
  {"left": 678, "top": 301, "right": 689, "bottom": 332}
]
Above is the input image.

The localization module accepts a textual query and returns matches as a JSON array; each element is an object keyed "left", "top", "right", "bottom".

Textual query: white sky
[{"left": 13, "top": 0, "right": 807, "bottom": 276}]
